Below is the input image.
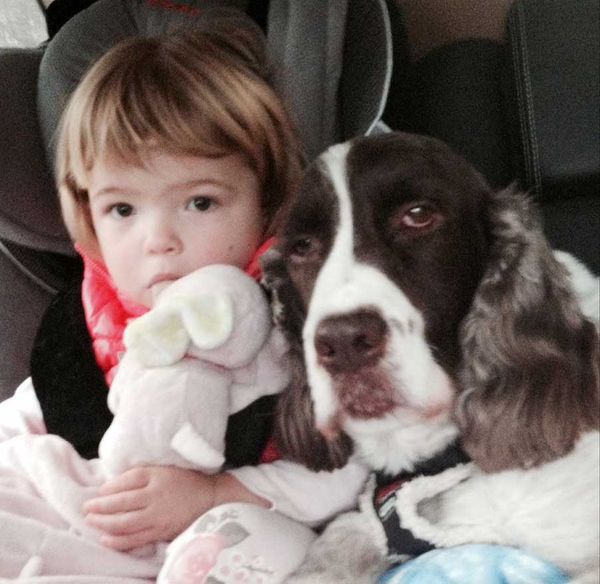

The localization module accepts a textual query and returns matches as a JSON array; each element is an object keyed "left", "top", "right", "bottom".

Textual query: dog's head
[{"left": 264, "top": 132, "right": 599, "bottom": 473}]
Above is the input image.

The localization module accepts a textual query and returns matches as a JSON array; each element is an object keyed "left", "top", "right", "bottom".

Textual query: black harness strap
[{"left": 373, "top": 442, "right": 470, "bottom": 558}]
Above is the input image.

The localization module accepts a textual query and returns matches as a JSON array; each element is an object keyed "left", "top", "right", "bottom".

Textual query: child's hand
[
  {"left": 83, "top": 466, "right": 216, "bottom": 550},
  {"left": 83, "top": 465, "right": 270, "bottom": 551}
]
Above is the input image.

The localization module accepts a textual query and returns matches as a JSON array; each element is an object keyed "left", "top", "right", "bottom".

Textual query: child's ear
[
  {"left": 77, "top": 239, "right": 103, "bottom": 263},
  {"left": 72, "top": 218, "right": 103, "bottom": 263},
  {"left": 124, "top": 307, "right": 190, "bottom": 367}
]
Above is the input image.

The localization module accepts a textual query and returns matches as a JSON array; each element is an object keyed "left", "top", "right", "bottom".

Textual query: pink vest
[{"left": 79, "top": 239, "right": 275, "bottom": 386}]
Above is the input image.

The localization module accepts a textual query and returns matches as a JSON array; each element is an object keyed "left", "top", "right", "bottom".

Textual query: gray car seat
[{"left": 0, "top": 0, "right": 392, "bottom": 400}]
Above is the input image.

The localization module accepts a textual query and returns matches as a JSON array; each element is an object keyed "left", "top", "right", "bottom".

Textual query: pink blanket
[{"left": 0, "top": 434, "right": 163, "bottom": 582}]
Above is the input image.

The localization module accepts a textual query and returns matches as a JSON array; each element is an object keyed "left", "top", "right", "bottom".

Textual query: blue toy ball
[{"left": 379, "top": 544, "right": 568, "bottom": 584}]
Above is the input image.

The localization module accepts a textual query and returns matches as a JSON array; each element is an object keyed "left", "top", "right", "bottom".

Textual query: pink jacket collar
[{"left": 77, "top": 239, "right": 275, "bottom": 385}]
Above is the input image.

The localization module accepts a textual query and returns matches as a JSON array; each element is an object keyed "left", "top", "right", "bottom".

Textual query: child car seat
[{"left": 0, "top": 0, "right": 392, "bottom": 400}]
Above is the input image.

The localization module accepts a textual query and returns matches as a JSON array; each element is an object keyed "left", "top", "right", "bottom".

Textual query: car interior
[{"left": 0, "top": 0, "right": 598, "bottom": 409}]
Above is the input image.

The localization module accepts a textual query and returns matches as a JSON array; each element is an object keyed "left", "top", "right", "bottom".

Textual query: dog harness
[{"left": 371, "top": 443, "right": 470, "bottom": 559}]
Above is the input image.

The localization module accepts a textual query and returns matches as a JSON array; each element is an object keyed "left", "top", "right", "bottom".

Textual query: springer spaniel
[{"left": 262, "top": 132, "right": 599, "bottom": 583}]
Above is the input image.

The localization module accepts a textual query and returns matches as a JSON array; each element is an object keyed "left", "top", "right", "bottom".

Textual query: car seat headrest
[
  {"left": 2, "top": 0, "right": 391, "bottom": 253},
  {"left": 268, "top": 0, "right": 392, "bottom": 160},
  {"left": 38, "top": 0, "right": 253, "bottom": 168}
]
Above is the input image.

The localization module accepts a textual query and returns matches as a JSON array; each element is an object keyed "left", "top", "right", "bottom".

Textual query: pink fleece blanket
[{"left": 0, "top": 434, "right": 163, "bottom": 582}]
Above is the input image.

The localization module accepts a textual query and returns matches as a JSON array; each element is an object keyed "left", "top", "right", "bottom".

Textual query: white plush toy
[{"left": 98, "top": 264, "right": 289, "bottom": 476}]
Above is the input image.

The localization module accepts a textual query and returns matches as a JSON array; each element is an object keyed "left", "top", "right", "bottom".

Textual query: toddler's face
[{"left": 87, "top": 151, "right": 263, "bottom": 308}]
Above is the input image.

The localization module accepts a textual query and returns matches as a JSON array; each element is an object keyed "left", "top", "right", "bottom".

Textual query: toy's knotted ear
[
  {"left": 177, "top": 293, "right": 234, "bottom": 351},
  {"left": 123, "top": 294, "right": 235, "bottom": 368},
  {"left": 123, "top": 307, "right": 190, "bottom": 367}
]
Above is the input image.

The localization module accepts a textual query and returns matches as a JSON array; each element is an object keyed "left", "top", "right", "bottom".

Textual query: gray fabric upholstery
[
  {"left": 0, "top": 47, "right": 71, "bottom": 253},
  {"left": 38, "top": 0, "right": 253, "bottom": 168},
  {"left": 504, "top": 0, "right": 599, "bottom": 272},
  {"left": 340, "top": 0, "right": 392, "bottom": 143},
  {"left": 268, "top": 0, "right": 349, "bottom": 161},
  {"left": 505, "top": 0, "right": 599, "bottom": 202},
  {"left": 0, "top": 0, "right": 392, "bottom": 401},
  {"left": 268, "top": 0, "right": 391, "bottom": 160},
  {"left": 0, "top": 250, "right": 55, "bottom": 397}
]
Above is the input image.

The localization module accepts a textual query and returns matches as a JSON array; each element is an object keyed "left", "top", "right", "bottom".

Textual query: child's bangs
[
  {"left": 60, "top": 30, "right": 291, "bottom": 212},
  {"left": 84, "top": 85, "right": 233, "bottom": 178}
]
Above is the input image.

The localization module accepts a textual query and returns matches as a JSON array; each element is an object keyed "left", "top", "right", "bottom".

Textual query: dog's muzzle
[
  {"left": 313, "top": 309, "right": 399, "bottom": 420},
  {"left": 314, "top": 309, "right": 388, "bottom": 373}
]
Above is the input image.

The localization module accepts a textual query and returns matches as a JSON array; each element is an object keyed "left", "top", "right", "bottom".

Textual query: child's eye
[
  {"left": 109, "top": 203, "right": 134, "bottom": 218},
  {"left": 188, "top": 196, "right": 216, "bottom": 212}
]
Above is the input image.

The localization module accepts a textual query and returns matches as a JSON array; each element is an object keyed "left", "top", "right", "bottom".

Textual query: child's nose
[{"left": 144, "top": 222, "right": 182, "bottom": 255}]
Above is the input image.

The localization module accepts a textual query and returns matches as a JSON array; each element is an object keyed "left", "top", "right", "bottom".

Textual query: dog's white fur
[
  {"left": 304, "top": 144, "right": 455, "bottom": 470},
  {"left": 288, "top": 142, "right": 600, "bottom": 583},
  {"left": 291, "top": 431, "right": 599, "bottom": 584}
]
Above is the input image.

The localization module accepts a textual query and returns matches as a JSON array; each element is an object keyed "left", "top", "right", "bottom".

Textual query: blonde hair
[{"left": 56, "top": 21, "right": 304, "bottom": 255}]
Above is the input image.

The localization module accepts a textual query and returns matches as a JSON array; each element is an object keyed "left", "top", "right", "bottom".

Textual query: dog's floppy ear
[
  {"left": 261, "top": 247, "right": 354, "bottom": 471},
  {"left": 260, "top": 247, "right": 305, "bottom": 341},
  {"left": 274, "top": 354, "right": 354, "bottom": 472},
  {"left": 456, "top": 186, "right": 599, "bottom": 472}
]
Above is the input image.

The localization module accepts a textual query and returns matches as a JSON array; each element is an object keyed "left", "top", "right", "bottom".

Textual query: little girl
[{"left": 0, "top": 20, "right": 367, "bottom": 582}]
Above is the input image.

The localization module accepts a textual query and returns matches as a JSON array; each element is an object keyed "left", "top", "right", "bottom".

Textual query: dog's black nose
[{"left": 314, "top": 310, "right": 388, "bottom": 373}]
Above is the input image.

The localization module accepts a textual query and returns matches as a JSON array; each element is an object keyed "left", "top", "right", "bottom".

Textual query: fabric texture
[
  {"left": 229, "top": 458, "right": 368, "bottom": 527},
  {"left": 0, "top": 382, "right": 368, "bottom": 581},
  {"left": 99, "top": 264, "right": 289, "bottom": 476},
  {"left": 30, "top": 241, "right": 280, "bottom": 463},
  {"left": 0, "top": 433, "right": 164, "bottom": 581},
  {"left": 30, "top": 265, "right": 115, "bottom": 460},
  {"left": 0, "top": 243, "right": 69, "bottom": 401},
  {"left": 79, "top": 249, "right": 147, "bottom": 386},
  {"left": 159, "top": 503, "right": 316, "bottom": 584},
  {"left": 0, "top": 377, "right": 369, "bottom": 528},
  {"left": 267, "top": 0, "right": 391, "bottom": 161},
  {"left": 0, "top": 248, "right": 318, "bottom": 581},
  {"left": 81, "top": 239, "right": 276, "bottom": 386}
]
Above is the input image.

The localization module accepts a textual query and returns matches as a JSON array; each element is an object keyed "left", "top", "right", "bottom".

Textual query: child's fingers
[
  {"left": 83, "top": 489, "right": 147, "bottom": 514},
  {"left": 98, "top": 467, "right": 151, "bottom": 496},
  {"left": 86, "top": 509, "right": 150, "bottom": 535},
  {"left": 100, "top": 527, "right": 158, "bottom": 551}
]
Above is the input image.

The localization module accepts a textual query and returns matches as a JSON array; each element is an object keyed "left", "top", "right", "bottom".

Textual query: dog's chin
[
  {"left": 333, "top": 367, "right": 399, "bottom": 420},
  {"left": 315, "top": 366, "right": 453, "bottom": 441}
]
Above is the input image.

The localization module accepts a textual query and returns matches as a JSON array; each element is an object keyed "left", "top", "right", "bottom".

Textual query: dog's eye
[
  {"left": 289, "top": 237, "right": 316, "bottom": 260},
  {"left": 402, "top": 204, "right": 437, "bottom": 228},
  {"left": 389, "top": 202, "right": 443, "bottom": 240}
]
